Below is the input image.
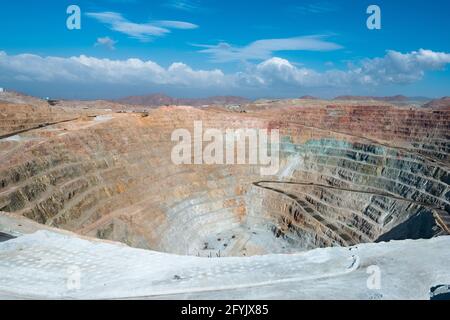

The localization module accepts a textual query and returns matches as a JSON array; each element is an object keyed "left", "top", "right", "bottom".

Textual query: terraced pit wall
[{"left": 0, "top": 102, "right": 448, "bottom": 256}]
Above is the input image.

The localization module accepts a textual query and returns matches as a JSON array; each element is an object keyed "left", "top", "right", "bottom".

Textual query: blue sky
[{"left": 0, "top": 0, "right": 449, "bottom": 99}]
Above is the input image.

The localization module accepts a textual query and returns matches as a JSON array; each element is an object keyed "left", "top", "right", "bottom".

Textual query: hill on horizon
[
  {"left": 115, "top": 93, "right": 251, "bottom": 107},
  {"left": 333, "top": 95, "right": 431, "bottom": 102},
  {"left": 422, "top": 97, "right": 450, "bottom": 109}
]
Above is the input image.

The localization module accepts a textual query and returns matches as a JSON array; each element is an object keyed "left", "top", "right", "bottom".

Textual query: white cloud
[
  {"left": 154, "top": 20, "right": 198, "bottom": 30},
  {"left": 294, "top": 2, "right": 337, "bottom": 14},
  {"left": 196, "top": 36, "right": 343, "bottom": 62},
  {"left": 95, "top": 37, "right": 117, "bottom": 50},
  {"left": 354, "top": 49, "right": 450, "bottom": 85},
  {"left": 86, "top": 12, "right": 198, "bottom": 41},
  {"left": 0, "top": 51, "right": 226, "bottom": 87},
  {"left": 238, "top": 49, "right": 450, "bottom": 88},
  {"left": 0, "top": 49, "right": 449, "bottom": 93},
  {"left": 165, "top": 0, "right": 202, "bottom": 12},
  {"left": 236, "top": 57, "right": 323, "bottom": 87}
]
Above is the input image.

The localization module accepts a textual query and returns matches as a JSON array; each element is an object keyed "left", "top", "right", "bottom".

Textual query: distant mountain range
[
  {"left": 3, "top": 90, "right": 448, "bottom": 109},
  {"left": 332, "top": 95, "right": 431, "bottom": 102},
  {"left": 115, "top": 93, "right": 251, "bottom": 107},
  {"left": 115, "top": 93, "right": 437, "bottom": 108},
  {"left": 298, "top": 95, "right": 319, "bottom": 100}
]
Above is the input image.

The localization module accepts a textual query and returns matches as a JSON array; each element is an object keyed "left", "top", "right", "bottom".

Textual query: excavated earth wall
[{"left": 0, "top": 101, "right": 449, "bottom": 257}]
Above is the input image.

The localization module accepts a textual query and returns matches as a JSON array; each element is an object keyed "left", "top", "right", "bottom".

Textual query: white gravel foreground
[{"left": 0, "top": 230, "right": 449, "bottom": 300}]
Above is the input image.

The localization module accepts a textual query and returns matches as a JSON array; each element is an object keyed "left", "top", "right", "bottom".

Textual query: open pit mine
[{"left": 0, "top": 93, "right": 449, "bottom": 299}]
